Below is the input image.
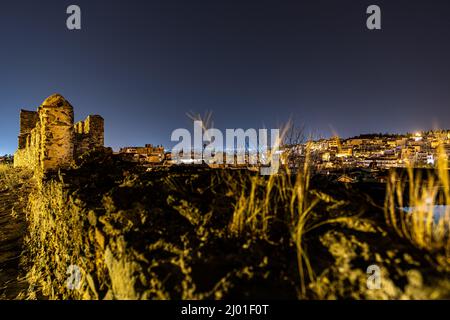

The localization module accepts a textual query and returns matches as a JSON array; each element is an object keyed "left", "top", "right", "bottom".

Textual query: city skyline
[{"left": 2, "top": 0, "right": 450, "bottom": 155}]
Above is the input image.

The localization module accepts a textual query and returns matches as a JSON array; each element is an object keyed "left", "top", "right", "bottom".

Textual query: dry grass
[
  {"left": 0, "top": 163, "right": 19, "bottom": 190},
  {"left": 20, "top": 146, "right": 450, "bottom": 300},
  {"left": 224, "top": 142, "right": 339, "bottom": 297},
  {"left": 385, "top": 143, "right": 450, "bottom": 263},
  {"left": 0, "top": 163, "right": 33, "bottom": 191}
]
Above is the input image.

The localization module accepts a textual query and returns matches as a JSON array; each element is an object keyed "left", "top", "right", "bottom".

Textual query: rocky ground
[
  {"left": 22, "top": 150, "right": 450, "bottom": 299},
  {"left": 1, "top": 150, "right": 449, "bottom": 299}
]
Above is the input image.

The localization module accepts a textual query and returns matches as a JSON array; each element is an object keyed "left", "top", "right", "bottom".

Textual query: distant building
[
  {"left": 336, "top": 147, "right": 353, "bottom": 158},
  {"left": 119, "top": 144, "right": 165, "bottom": 164},
  {"left": 0, "top": 155, "right": 13, "bottom": 164},
  {"left": 283, "top": 129, "right": 450, "bottom": 171},
  {"left": 337, "top": 174, "right": 356, "bottom": 183}
]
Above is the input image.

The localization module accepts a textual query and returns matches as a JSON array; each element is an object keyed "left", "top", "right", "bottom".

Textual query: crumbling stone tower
[
  {"left": 18, "top": 110, "right": 39, "bottom": 149},
  {"left": 39, "top": 94, "right": 74, "bottom": 171},
  {"left": 74, "top": 115, "right": 105, "bottom": 156},
  {"left": 14, "top": 94, "right": 104, "bottom": 172}
]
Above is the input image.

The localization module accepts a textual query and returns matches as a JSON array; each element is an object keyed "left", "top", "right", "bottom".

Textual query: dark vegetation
[
  {"left": 19, "top": 149, "right": 450, "bottom": 299},
  {"left": 1, "top": 149, "right": 449, "bottom": 299}
]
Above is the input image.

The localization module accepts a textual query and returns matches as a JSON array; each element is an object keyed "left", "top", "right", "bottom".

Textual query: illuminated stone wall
[
  {"left": 14, "top": 94, "right": 104, "bottom": 172},
  {"left": 74, "top": 115, "right": 104, "bottom": 158}
]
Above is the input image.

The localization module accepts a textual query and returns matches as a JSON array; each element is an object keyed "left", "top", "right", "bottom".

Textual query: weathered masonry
[{"left": 14, "top": 94, "right": 104, "bottom": 172}]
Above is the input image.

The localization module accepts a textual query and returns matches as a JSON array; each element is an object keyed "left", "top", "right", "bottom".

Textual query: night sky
[{"left": 1, "top": 0, "right": 450, "bottom": 154}]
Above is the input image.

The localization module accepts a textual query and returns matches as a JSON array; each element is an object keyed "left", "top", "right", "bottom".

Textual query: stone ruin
[{"left": 14, "top": 94, "right": 104, "bottom": 172}]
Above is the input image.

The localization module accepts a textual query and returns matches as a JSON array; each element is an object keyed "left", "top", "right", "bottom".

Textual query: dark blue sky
[{"left": 1, "top": 0, "right": 450, "bottom": 154}]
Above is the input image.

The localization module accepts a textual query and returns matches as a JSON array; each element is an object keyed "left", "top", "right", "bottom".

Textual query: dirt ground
[
  {"left": 0, "top": 169, "right": 31, "bottom": 299},
  {"left": 1, "top": 153, "right": 449, "bottom": 299}
]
